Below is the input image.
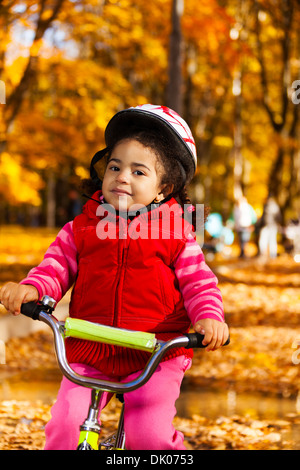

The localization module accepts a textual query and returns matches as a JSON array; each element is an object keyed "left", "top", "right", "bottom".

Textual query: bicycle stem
[{"left": 80, "top": 389, "right": 102, "bottom": 435}]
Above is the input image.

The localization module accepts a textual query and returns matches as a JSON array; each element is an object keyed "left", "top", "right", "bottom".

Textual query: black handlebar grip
[
  {"left": 184, "top": 332, "right": 230, "bottom": 349},
  {"left": 184, "top": 332, "right": 206, "bottom": 348},
  {"left": 20, "top": 301, "right": 42, "bottom": 320}
]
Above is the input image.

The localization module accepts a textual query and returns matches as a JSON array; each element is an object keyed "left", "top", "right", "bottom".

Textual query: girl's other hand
[
  {"left": 0, "top": 282, "right": 39, "bottom": 315},
  {"left": 194, "top": 318, "right": 229, "bottom": 351}
]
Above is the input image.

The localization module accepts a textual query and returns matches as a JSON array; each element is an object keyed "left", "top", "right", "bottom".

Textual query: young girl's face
[{"left": 102, "top": 139, "right": 167, "bottom": 211}]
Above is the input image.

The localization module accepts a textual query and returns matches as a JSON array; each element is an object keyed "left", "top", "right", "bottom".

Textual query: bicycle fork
[{"left": 77, "top": 389, "right": 126, "bottom": 450}]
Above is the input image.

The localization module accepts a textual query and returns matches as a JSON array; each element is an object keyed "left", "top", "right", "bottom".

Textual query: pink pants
[{"left": 44, "top": 355, "right": 191, "bottom": 450}]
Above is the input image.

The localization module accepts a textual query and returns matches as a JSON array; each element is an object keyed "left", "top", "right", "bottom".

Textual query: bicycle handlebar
[
  {"left": 20, "top": 297, "right": 229, "bottom": 394},
  {"left": 20, "top": 297, "right": 56, "bottom": 319}
]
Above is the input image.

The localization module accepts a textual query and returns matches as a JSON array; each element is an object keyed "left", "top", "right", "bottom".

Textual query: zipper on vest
[
  {"left": 111, "top": 232, "right": 128, "bottom": 376},
  {"left": 113, "top": 231, "right": 128, "bottom": 328}
]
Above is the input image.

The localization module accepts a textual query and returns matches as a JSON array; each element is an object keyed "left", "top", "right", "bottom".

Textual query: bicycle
[{"left": 20, "top": 295, "right": 230, "bottom": 450}]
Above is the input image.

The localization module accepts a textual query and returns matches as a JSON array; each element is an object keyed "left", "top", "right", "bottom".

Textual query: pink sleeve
[
  {"left": 19, "top": 221, "right": 78, "bottom": 302},
  {"left": 174, "top": 235, "right": 224, "bottom": 324}
]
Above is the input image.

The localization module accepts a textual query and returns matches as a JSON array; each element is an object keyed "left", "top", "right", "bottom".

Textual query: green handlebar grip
[{"left": 64, "top": 317, "right": 157, "bottom": 352}]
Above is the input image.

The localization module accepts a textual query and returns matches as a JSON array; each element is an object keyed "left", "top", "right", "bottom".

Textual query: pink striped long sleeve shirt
[{"left": 20, "top": 222, "right": 224, "bottom": 326}]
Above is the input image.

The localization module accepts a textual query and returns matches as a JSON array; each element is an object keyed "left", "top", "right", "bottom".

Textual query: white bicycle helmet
[{"left": 90, "top": 104, "right": 197, "bottom": 186}]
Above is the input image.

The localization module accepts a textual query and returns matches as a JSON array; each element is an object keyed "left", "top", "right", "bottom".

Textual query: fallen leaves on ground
[
  {"left": 188, "top": 326, "right": 300, "bottom": 396},
  {"left": 175, "top": 413, "right": 299, "bottom": 450},
  {"left": 0, "top": 398, "right": 123, "bottom": 450},
  {"left": 1, "top": 332, "right": 57, "bottom": 377},
  {"left": 0, "top": 400, "right": 51, "bottom": 450},
  {"left": 0, "top": 398, "right": 298, "bottom": 450}
]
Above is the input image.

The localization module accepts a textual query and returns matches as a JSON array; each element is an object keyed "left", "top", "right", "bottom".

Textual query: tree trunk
[
  {"left": 166, "top": 0, "right": 184, "bottom": 114},
  {"left": 46, "top": 172, "right": 56, "bottom": 228},
  {"left": 253, "top": 0, "right": 298, "bottom": 212},
  {"left": 233, "top": 76, "right": 243, "bottom": 200}
]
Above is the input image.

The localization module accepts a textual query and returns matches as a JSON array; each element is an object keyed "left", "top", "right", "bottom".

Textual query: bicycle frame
[{"left": 20, "top": 296, "right": 229, "bottom": 450}]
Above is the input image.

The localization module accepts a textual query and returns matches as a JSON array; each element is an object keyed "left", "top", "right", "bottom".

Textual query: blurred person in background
[{"left": 258, "top": 197, "right": 281, "bottom": 259}]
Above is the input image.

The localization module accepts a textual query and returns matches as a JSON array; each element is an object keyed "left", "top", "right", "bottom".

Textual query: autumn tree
[
  {"left": 1, "top": 0, "right": 299, "bottom": 228},
  {"left": 0, "top": 0, "right": 65, "bottom": 155},
  {"left": 1, "top": 0, "right": 173, "bottom": 224},
  {"left": 0, "top": 0, "right": 67, "bottom": 222},
  {"left": 248, "top": 0, "right": 300, "bottom": 219}
]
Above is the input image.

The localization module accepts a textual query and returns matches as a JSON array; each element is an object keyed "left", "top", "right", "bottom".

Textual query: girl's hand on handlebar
[
  {"left": 194, "top": 318, "right": 229, "bottom": 351},
  {"left": 0, "top": 282, "right": 39, "bottom": 315}
]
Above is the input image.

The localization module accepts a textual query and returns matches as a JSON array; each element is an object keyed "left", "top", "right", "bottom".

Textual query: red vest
[{"left": 66, "top": 191, "right": 194, "bottom": 376}]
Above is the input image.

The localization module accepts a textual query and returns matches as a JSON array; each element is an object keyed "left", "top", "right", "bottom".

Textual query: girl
[{"left": 0, "top": 104, "right": 228, "bottom": 450}]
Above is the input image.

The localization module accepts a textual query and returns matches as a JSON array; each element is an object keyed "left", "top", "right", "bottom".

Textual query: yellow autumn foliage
[
  {"left": 0, "top": 153, "right": 43, "bottom": 206},
  {"left": 0, "top": 0, "right": 299, "bottom": 219}
]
